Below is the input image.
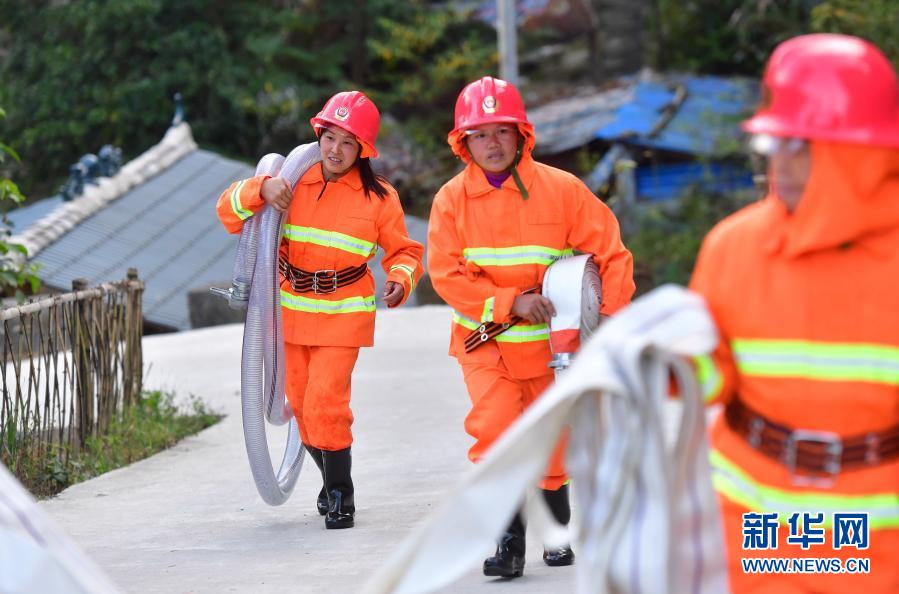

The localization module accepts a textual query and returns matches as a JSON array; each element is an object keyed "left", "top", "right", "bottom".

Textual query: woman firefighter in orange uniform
[
  {"left": 216, "top": 91, "right": 424, "bottom": 530},
  {"left": 427, "top": 76, "right": 635, "bottom": 578},
  {"left": 690, "top": 35, "right": 899, "bottom": 593}
]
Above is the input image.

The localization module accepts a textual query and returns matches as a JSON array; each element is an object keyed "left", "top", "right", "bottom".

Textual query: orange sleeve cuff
[
  {"left": 492, "top": 286, "right": 520, "bottom": 324},
  {"left": 386, "top": 269, "right": 412, "bottom": 306}
]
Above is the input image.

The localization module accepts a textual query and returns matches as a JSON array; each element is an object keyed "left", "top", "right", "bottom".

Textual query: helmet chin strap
[{"left": 508, "top": 138, "right": 529, "bottom": 200}]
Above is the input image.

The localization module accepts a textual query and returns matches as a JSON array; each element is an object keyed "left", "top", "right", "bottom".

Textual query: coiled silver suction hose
[{"left": 212, "top": 144, "right": 322, "bottom": 505}]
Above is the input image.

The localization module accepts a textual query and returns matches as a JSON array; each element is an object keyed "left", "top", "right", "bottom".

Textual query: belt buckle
[
  {"left": 312, "top": 270, "right": 337, "bottom": 294},
  {"left": 784, "top": 429, "right": 843, "bottom": 488}
]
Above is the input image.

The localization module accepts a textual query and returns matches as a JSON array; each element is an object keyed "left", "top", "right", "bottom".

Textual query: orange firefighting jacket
[
  {"left": 216, "top": 163, "right": 424, "bottom": 347},
  {"left": 428, "top": 153, "right": 635, "bottom": 379},
  {"left": 690, "top": 141, "right": 899, "bottom": 532}
]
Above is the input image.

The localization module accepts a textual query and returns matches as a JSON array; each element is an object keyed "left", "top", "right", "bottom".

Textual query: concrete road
[{"left": 40, "top": 306, "right": 576, "bottom": 593}]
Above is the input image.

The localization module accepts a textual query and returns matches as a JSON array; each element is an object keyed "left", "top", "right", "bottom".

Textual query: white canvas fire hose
[
  {"left": 363, "top": 284, "right": 729, "bottom": 594},
  {"left": 542, "top": 253, "right": 603, "bottom": 374},
  {"left": 1, "top": 463, "right": 120, "bottom": 594},
  {"left": 211, "top": 143, "right": 321, "bottom": 505}
]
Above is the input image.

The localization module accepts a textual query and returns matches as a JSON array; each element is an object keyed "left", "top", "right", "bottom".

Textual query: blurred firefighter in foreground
[{"left": 690, "top": 34, "right": 899, "bottom": 593}]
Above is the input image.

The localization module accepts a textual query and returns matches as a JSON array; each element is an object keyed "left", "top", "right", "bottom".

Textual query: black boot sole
[
  {"left": 483, "top": 559, "right": 524, "bottom": 578},
  {"left": 543, "top": 555, "right": 574, "bottom": 567},
  {"left": 325, "top": 517, "right": 354, "bottom": 529},
  {"left": 483, "top": 566, "right": 524, "bottom": 578},
  {"left": 543, "top": 547, "right": 575, "bottom": 566}
]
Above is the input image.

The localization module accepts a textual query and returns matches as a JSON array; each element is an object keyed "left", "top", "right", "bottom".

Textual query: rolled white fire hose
[
  {"left": 213, "top": 143, "right": 321, "bottom": 506},
  {"left": 542, "top": 253, "right": 602, "bottom": 373}
]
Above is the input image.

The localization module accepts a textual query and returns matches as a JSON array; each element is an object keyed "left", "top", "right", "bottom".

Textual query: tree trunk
[
  {"left": 350, "top": 0, "right": 367, "bottom": 85},
  {"left": 586, "top": 0, "right": 650, "bottom": 81}
]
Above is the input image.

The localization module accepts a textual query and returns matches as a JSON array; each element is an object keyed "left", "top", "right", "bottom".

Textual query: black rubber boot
[
  {"left": 322, "top": 447, "right": 355, "bottom": 529},
  {"left": 483, "top": 512, "right": 526, "bottom": 578},
  {"left": 305, "top": 445, "right": 328, "bottom": 516},
  {"left": 542, "top": 484, "right": 575, "bottom": 567}
]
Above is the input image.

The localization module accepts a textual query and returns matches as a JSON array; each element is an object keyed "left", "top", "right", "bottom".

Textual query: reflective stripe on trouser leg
[
  {"left": 303, "top": 345, "right": 360, "bottom": 451},
  {"left": 460, "top": 359, "right": 568, "bottom": 491},
  {"left": 284, "top": 343, "right": 312, "bottom": 445}
]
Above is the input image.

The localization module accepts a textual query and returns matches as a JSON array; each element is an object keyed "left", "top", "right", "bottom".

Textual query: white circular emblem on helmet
[
  {"left": 335, "top": 106, "right": 350, "bottom": 121},
  {"left": 482, "top": 96, "right": 498, "bottom": 114}
]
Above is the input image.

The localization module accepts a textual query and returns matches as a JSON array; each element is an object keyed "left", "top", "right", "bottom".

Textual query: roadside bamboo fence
[{"left": 0, "top": 269, "right": 144, "bottom": 474}]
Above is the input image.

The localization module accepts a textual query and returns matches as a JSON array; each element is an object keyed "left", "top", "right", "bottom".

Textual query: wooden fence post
[
  {"left": 72, "top": 278, "right": 93, "bottom": 447},
  {"left": 124, "top": 268, "right": 143, "bottom": 408}
]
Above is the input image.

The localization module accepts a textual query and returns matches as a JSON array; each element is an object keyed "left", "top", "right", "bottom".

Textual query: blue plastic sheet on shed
[
  {"left": 635, "top": 161, "right": 755, "bottom": 202},
  {"left": 595, "top": 76, "right": 757, "bottom": 157}
]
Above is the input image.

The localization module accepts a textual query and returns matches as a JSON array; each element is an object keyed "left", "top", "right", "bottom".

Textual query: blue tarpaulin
[
  {"left": 595, "top": 76, "right": 757, "bottom": 157},
  {"left": 635, "top": 162, "right": 755, "bottom": 202}
]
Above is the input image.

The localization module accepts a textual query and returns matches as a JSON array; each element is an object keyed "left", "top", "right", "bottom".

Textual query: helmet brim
[
  {"left": 743, "top": 114, "right": 899, "bottom": 149},
  {"left": 311, "top": 118, "right": 378, "bottom": 158}
]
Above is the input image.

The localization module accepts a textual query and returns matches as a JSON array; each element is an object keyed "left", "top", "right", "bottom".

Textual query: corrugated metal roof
[
  {"left": 530, "top": 86, "right": 633, "bottom": 155},
  {"left": 529, "top": 73, "right": 756, "bottom": 158},
  {"left": 6, "top": 196, "right": 64, "bottom": 233},
  {"left": 33, "top": 149, "right": 251, "bottom": 330},
  {"left": 594, "top": 75, "right": 757, "bottom": 156}
]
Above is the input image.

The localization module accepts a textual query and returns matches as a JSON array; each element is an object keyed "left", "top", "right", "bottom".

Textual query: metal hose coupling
[{"left": 209, "top": 280, "right": 252, "bottom": 309}]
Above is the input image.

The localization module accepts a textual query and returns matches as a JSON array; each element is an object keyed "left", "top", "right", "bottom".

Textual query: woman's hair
[{"left": 358, "top": 157, "right": 390, "bottom": 201}]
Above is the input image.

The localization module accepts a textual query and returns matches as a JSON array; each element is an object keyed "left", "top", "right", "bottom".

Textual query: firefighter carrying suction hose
[{"left": 212, "top": 143, "right": 322, "bottom": 506}]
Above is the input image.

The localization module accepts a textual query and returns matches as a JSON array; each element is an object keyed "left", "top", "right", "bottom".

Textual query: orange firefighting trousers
[
  {"left": 461, "top": 356, "right": 568, "bottom": 491},
  {"left": 284, "top": 343, "right": 359, "bottom": 451}
]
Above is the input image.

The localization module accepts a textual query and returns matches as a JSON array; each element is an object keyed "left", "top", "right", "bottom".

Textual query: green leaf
[
  {"left": 1, "top": 180, "right": 26, "bottom": 204},
  {"left": 0, "top": 270, "right": 18, "bottom": 285},
  {"left": 5, "top": 417, "right": 17, "bottom": 455},
  {"left": 0, "top": 143, "right": 21, "bottom": 163}
]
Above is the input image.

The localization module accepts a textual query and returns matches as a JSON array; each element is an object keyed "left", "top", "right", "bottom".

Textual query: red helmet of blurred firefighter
[
  {"left": 310, "top": 91, "right": 381, "bottom": 158},
  {"left": 448, "top": 76, "right": 536, "bottom": 162},
  {"left": 743, "top": 33, "right": 899, "bottom": 147}
]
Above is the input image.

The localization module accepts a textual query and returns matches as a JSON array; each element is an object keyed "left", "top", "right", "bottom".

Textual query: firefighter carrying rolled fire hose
[{"left": 427, "top": 75, "right": 635, "bottom": 578}]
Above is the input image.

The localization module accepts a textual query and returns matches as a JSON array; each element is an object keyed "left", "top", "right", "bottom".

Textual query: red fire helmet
[
  {"left": 310, "top": 91, "right": 380, "bottom": 158},
  {"left": 447, "top": 76, "right": 535, "bottom": 162},
  {"left": 743, "top": 34, "right": 899, "bottom": 147}
]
